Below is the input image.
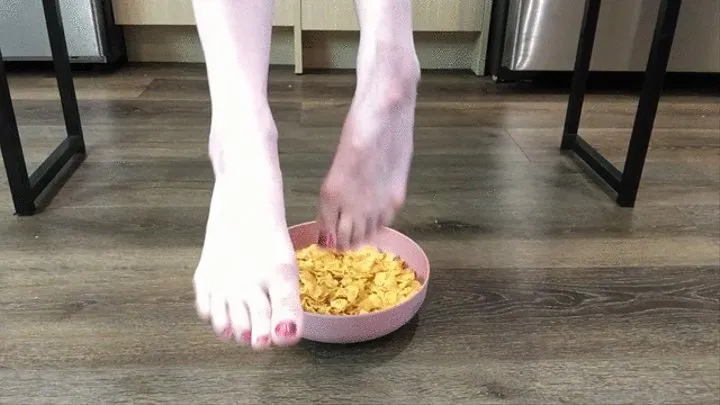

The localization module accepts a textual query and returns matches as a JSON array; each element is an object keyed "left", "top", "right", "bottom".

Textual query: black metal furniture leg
[
  {"left": 43, "top": 0, "right": 86, "bottom": 152},
  {"left": 0, "top": 48, "right": 34, "bottom": 215},
  {"left": 0, "top": 0, "right": 87, "bottom": 216},
  {"left": 617, "top": 0, "right": 682, "bottom": 207},
  {"left": 561, "top": 0, "right": 602, "bottom": 150},
  {"left": 560, "top": 0, "right": 682, "bottom": 207}
]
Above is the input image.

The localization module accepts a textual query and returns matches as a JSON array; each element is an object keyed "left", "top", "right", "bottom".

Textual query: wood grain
[{"left": 1, "top": 65, "right": 718, "bottom": 405}]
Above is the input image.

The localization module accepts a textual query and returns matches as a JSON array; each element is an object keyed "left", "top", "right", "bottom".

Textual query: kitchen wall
[{"left": 112, "top": 0, "right": 494, "bottom": 74}]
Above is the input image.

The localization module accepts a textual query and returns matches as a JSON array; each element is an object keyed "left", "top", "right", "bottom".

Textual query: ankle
[
  {"left": 208, "top": 107, "right": 279, "bottom": 177},
  {"left": 211, "top": 94, "right": 274, "bottom": 124},
  {"left": 209, "top": 138, "right": 281, "bottom": 186},
  {"left": 356, "top": 52, "right": 420, "bottom": 111},
  {"left": 356, "top": 41, "right": 420, "bottom": 93}
]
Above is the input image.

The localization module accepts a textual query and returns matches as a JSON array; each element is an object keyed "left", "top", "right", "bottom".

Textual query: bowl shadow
[{"left": 306, "top": 313, "right": 421, "bottom": 370}]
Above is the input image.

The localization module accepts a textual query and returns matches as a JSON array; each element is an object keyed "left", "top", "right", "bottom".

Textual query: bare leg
[
  {"left": 318, "top": 0, "right": 421, "bottom": 249},
  {"left": 191, "top": 0, "right": 303, "bottom": 350}
]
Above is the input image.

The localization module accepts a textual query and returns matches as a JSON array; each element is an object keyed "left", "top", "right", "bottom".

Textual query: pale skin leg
[
  {"left": 192, "top": 0, "right": 419, "bottom": 349},
  {"left": 191, "top": 0, "right": 302, "bottom": 350}
]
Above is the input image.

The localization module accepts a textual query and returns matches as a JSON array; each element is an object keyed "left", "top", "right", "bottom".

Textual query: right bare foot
[
  {"left": 318, "top": 39, "right": 420, "bottom": 250},
  {"left": 193, "top": 110, "right": 304, "bottom": 350}
]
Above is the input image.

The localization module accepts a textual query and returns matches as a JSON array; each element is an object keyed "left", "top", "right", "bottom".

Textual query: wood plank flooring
[{"left": 1, "top": 64, "right": 719, "bottom": 405}]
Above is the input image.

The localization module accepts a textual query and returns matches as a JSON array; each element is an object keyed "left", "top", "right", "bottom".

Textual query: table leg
[
  {"left": 617, "top": 0, "right": 683, "bottom": 207},
  {"left": 560, "top": 0, "right": 683, "bottom": 207},
  {"left": 0, "top": 48, "right": 34, "bottom": 214},
  {"left": 0, "top": 0, "right": 87, "bottom": 216},
  {"left": 561, "top": 0, "right": 602, "bottom": 151}
]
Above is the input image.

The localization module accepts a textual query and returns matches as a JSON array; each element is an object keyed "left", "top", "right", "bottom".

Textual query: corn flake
[{"left": 296, "top": 244, "right": 423, "bottom": 315}]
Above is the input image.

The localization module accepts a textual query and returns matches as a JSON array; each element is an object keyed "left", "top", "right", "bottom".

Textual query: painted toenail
[
  {"left": 240, "top": 331, "right": 252, "bottom": 343},
  {"left": 258, "top": 335, "right": 271, "bottom": 345},
  {"left": 275, "top": 321, "right": 297, "bottom": 337}
]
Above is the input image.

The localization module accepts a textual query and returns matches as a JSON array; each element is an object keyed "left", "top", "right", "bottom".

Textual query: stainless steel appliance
[
  {"left": 486, "top": 0, "right": 720, "bottom": 80},
  {"left": 0, "top": 0, "right": 125, "bottom": 64}
]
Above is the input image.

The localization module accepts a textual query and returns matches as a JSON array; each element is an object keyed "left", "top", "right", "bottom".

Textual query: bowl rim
[{"left": 288, "top": 220, "right": 431, "bottom": 320}]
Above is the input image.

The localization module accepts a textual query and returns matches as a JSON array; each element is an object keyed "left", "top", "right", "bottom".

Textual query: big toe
[{"left": 267, "top": 265, "right": 304, "bottom": 346}]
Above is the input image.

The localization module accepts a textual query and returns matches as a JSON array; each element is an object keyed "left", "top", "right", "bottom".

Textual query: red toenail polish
[
  {"left": 275, "top": 321, "right": 297, "bottom": 337},
  {"left": 240, "top": 331, "right": 252, "bottom": 343},
  {"left": 258, "top": 335, "right": 270, "bottom": 345}
]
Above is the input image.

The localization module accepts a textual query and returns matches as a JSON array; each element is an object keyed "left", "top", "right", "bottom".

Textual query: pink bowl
[{"left": 288, "top": 221, "right": 430, "bottom": 344}]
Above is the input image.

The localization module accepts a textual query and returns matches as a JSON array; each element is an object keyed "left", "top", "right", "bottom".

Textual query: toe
[
  {"left": 209, "top": 293, "right": 231, "bottom": 339},
  {"left": 380, "top": 208, "right": 395, "bottom": 228},
  {"left": 317, "top": 186, "right": 340, "bottom": 248},
  {"left": 365, "top": 216, "right": 379, "bottom": 242},
  {"left": 245, "top": 288, "right": 273, "bottom": 350},
  {"left": 336, "top": 213, "right": 354, "bottom": 250},
  {"left": 350, "top": 216, "right": 367, "bottom": 248},
  {"left": 267, "top": 266, "right": 304, "bottom": 346},
  {"left": 226, "top": 296, "right": 252, "bottom": 345}
]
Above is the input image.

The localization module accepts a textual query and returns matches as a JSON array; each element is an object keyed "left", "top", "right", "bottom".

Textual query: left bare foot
[{"left": 318, "top": 44, "right": 420, "bottom": 249}]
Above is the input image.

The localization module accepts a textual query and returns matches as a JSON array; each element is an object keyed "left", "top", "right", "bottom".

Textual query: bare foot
[
  {"left": 318, "top": 44, "right": 421, "bottom": 249},
  {"left": 193, "top": 111, "right": 303, "bottom": 349}
]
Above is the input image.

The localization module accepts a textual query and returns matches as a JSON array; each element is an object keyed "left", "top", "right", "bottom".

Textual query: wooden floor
[{"left": 1, "top": 64, "right": 719, "bottom": 405}]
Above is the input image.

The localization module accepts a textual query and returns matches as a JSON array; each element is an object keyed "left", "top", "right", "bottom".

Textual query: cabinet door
[
  {"left": 301, "top": 0, "right": 485, "bottom": 31},
  {"left": 112, "top": 0, "right": 295, "bottom": 26}
]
